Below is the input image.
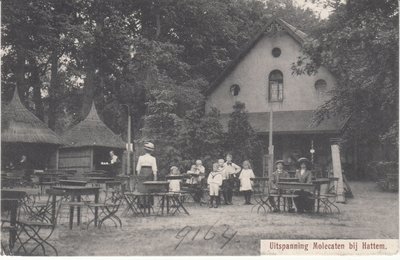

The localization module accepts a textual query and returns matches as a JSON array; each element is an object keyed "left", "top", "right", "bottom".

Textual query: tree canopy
[
  {"left": 2, "top": 0, "right": 397, "bottom": 174},
  {"left": 293, "top": 0, "right": 398, "bottom": 172}
]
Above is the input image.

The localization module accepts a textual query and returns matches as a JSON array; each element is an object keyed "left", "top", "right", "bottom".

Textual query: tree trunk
[
  {"left": 29, "top": 58, "right": 44, "bottom": 120},
  {"left": 48, "top": 51, "right": 59, "bottom": 130},
  {"left": 82, "top": 50, "right": 95, "bottom": 117},
  {"left": 15, "top": 48, "right": 26, "bottom": 99}
]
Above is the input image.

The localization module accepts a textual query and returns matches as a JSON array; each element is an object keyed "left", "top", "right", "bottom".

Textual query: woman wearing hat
[
  {"left": 136, "top": 142, "right": 158, "bottom": 193},
  {"left": 293, "top": 157, "right": 314, "bottom": 213}
]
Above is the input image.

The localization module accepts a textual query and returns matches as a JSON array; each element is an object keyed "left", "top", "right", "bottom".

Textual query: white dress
[
  {"left": 169, "top": 180, "right": 181, "bottom": 192},
  {"left": 239, "top": 169, "right": 255, "bottom": 191}
]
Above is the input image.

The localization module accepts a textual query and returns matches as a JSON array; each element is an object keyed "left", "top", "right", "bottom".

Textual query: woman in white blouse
[{"left": 136, "top": 142, "right": 157, "bottom": 193}]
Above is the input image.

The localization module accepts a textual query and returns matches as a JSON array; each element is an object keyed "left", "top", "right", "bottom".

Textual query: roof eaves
[{"left": 206, "top": 18, "right": 308, "bottom": 96}]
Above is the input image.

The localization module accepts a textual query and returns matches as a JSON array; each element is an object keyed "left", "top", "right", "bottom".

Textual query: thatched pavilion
[
  {"left": 59, "top": 102, "right": 125, "bottom": 175},
  {"left": 1, "top": 88, "right": 62, "bottom": 170}
]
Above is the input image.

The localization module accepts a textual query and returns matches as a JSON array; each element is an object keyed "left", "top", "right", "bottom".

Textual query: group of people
[
  {"left": 269, "top": 157, "right": 314, "bottom": 213},
  {"left": 207, "top": 155, "right": 255, "bottom": 208},
  {"left": 135, "top": 141, "right": 315, "bottom": 213}
]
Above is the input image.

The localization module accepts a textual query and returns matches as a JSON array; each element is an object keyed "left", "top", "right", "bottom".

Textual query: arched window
[
  {"left": 230, "top": 84, "right": 240, "bottom": 96},
  {"left": 314, "top": 79, "right": 327, "bottom": 98},
  {"left": 269, "top": 70, "right": 283, "bottom": 102}
]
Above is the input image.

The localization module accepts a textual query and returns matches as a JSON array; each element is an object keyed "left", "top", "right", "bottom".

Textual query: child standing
[
  {"left": 168, "top": 166, "right": 181, "bottom": 192},
  {"left": 238, "top": 160, "right": 255, "bottom": 205},
  {"left": 223, "top": 154, "right": 241, "bottom": 205},
  {"left": 207, "top": 163, "right": 223, "bottom": 208}
]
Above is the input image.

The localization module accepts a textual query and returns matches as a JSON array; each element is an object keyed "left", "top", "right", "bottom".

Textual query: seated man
[{"left": 268, "top": 160, "right": 295, "bottom": 212}]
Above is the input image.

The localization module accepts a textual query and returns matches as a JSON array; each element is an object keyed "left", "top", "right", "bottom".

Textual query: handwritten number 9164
[{"left": 175, "top": 220, "right": 238, "bottom": 250}]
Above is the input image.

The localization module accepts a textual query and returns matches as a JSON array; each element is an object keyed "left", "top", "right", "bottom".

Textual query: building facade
[{"left": 205, "top": 19, "right": 345, "bottom": 175}]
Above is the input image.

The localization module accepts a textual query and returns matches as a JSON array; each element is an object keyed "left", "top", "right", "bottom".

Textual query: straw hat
[
  {"left": 297, "top": 157, "right": 310, "bottom": 163},
  {"left": 144, "top": 142, "right": 155, "bottom": 151},
  {"left": 275, "top": 160, "right": 285, "bottom": 165},
  {"left": 297, "top": 157, "right": 310, "bottom": 168}
]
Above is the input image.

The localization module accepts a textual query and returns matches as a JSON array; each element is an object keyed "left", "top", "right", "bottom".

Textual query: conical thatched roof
[
  {"left": 1, "top": 88, "right": 62, "bottom": 144},
  {"left": 61, "top": 102, "right": 125, "bottom": 149}
]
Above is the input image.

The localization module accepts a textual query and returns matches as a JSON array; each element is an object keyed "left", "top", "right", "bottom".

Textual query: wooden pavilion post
[{"left": 330, "top": 138, "right": 345, "bottom": 203}]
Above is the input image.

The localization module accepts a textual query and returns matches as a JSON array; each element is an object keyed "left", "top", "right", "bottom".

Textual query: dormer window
[{"left": 230, "top": 84, "right": 240, "bottom": 96}]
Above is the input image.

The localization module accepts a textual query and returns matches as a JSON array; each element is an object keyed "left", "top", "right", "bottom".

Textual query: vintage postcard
[{"left": 1, "top": 0, "right": 398, "bottom": 257}]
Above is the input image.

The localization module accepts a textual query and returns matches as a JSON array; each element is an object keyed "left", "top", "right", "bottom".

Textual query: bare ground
[{"left": 12, "top": 181, "right": 400, "bottom": 256}]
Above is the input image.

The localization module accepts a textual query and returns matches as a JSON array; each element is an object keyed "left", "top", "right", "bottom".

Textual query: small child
[
  {"left": 169, "top": 166, "right": 181, "bottom": 192},
  {"left": 186, "top": 165, "right": 199, "bottom": 184},
  {"left": 207, "top": 163, "right": 223, "bottom": 208},
  {"left": 195, "top": 160, "right": 205, "bottom": 183},
  {"left": 238, "top": 160, "right": 255, "bottom": 205}
]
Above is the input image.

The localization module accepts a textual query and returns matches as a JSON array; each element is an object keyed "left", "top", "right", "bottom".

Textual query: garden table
[
  {"left": 51, "top": 186, "right": 100, "bottom": 229},
  {"left": 157, "top": 192, "right": 190, "bottom": 216},
  {"left": 123, "top": 191, "right": 190, "bottom": 216},
  {"left": 277, "top": 182, "right": 317, "bottom": 212},
  {"left": 312, "top": 178, "right": 330, "bottom": 213},
  {"left": 123, "top": 191, "right": 147, "bottom": 216},
  {"left": 86, "top": 177, "right": 115, "bottom": 185}
]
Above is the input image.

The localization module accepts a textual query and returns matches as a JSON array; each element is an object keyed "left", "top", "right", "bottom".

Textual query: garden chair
[
  {"left": 2, "top": 189, "right": 63, "bottom": 256},
  {"left": 314, "top": 177, "right": 340, "bottom": 214}
]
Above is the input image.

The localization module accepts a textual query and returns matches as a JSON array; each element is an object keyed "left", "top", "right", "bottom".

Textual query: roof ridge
[{"left": 206, "top": 17, "right": 308, "bottom": 96}]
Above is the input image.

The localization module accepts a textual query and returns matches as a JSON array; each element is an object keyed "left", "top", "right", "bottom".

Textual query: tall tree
[
  {"left": 293, "top": 0, "right": 398, "bottom": 174},
  {"left": 225, "top": 102, "right": 263, "bottom": 174}
]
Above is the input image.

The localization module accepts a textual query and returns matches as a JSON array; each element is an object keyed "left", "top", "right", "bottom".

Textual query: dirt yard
[{"left": 45, "top": 181, "right": 399, "bottom": 255}]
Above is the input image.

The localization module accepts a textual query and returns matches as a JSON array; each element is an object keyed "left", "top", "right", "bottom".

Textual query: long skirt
[
  {"left": 293, "top": 190, "right": 314, "bottom": 212},
  {"left": 136, "top": 167, "right": 154, "bottom": 193}
]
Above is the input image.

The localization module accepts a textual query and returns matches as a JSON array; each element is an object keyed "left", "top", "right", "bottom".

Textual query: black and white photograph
[{"left": 0, "top": 0, "right": 398, "bottom": 256}]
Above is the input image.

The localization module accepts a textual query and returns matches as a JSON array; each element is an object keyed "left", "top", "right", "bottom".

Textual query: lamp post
[
  {"left": 120, "top": 104, "right": 132, "bottom": 176},
  {"left": 268, "top": 103, "right": 274, "bottom": 180}
]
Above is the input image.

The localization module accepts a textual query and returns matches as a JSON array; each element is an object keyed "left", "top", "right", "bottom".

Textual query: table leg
[
  {"left": 277, "top": 195, "right": 281, "bottom": 211},
  {"left": 167, "top": 196, "right": 170, "bottom": 214},
  {"left": 77, "top": 195, "right": 81, "bottom": 226},
  {"left": 9, "top": 202, "right": 17, "bottom": 251},
  {"left": 94, "top": 191, "right": 99, "bottom": 227},
  {"left": 283, "top": 198, "right": 287, "bottom": 211},
  {"left": 51, "top": 194, "right": 56, "bottom": 224},
  {"left": 161, "top": 195, "right": 165, "bottom": 215},
  {"left": 174, "top": 195, "right": 189, "bottom": 215},
  {"left": 69, "top": 196, "right": 75, "bottom": 230}
]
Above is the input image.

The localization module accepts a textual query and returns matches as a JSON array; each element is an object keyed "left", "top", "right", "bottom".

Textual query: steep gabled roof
[
  {"left": 206, "top": 18, "right": 307, "bottom": 95},
  {"left": 1, "top": 88, "right": 62, "bottom": 144},
  {"left": 60, "top": 102, "right": 125, "bottom": 149}
]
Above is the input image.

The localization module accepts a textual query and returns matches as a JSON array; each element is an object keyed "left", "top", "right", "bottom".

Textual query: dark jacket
[
  {"left": 295, "top": 169, "right": 312, "bottom": 183},
  {"left": 270, "top": 170, "right": 289, "bottom": 189}
]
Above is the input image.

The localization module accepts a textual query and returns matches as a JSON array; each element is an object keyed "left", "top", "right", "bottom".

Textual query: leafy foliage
[
  {"left": 293, "top": 0, "right": 398, "bottom": 170},
  {"left": 2, "top": 0, "right": 323, "bottom": 173},
  {"left": 225, "top": 102, "right": 263, "bottom": 175}
]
